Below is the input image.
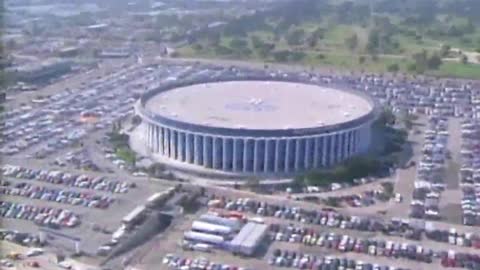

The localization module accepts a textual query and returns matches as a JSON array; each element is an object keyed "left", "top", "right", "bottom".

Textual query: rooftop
[{"left": 144, "top": 81, "right": 373, "bottom": 130}]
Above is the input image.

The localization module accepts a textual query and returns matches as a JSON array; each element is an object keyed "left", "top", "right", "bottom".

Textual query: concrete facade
[{"left": 142, "top": 121, "right": 372, "bottom": 174}]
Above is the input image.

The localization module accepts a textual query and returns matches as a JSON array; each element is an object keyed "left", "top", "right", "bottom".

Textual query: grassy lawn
[
  {"left": 116, "top": 147, "right": 136, "bottom": 165},
  {"left": 429, "top": 62, "right": 480, "bottom": 78},
  {"left": 179, "top": 43, "right": 480, "bottom": 79},
  {"left": 178, "top": 15, "right": 480, "bottom": 79}
]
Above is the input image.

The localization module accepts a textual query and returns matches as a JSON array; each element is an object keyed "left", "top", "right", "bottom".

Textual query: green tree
[
  {"left": 440, "top": 44, "right": 451, "bottom": 57},
  {"left": 229, "top": 38, "right": 248, "bottom": 50},
  {"left": 192, "top": 43, "right": 203, "bottom": 51},
  {"left": 412, "top": 50, "right": 428, "bottom": 73},
  {"left": 345, "top": 33, "right": 359, "bottom": 51},
  {"left": 273, "top": 50, "right": 288, "bottom": 62},
  {"left": 387, "top": 63, "right": 400, "bottom": 73},
  {"left": 306, "top": 27, "right": 325, "bottom": 48},
  {"left": 427, "top": 53, "right": 443, "bottom": 69},
  {"left": 214, "top": 45, "right": 232, "bottom": 55},
  {"left": 285, "top": 28, "right": 306, "bottom": 46},
  {"left": 366, "top": 29, "right": 380, "bottom": 54},
  {"left": 358, "top": 55, "right": 366, "bottom": 64},
  {"left": 206, "top": 32, "right": 221, "bottom": 46}
]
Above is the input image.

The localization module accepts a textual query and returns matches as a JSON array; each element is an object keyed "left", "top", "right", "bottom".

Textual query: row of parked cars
[
  {"left": 0, "top": 229, "right": 42, "bottom": 247},
  {"left": 2, "top": 63, "right": 227, "bottom": 160},
  {"left": 163, "top": 254, "right": 251, "bottom": 270},
  {"left": 269, "top": 224, "right": 434, "bottom": 263},
  {"left": 410, "top": 116, "right": 449, "bottom": 220},
  {"left": 206, "top": 196, "right": 480, "bottom": 250},
  {"left": 2, "top": 165, "right": 132, "bottom": 193},
  {"left": 0, "top": 201, "right": 80, "bottom": 228},
  {"left": 0, "top": 62, "right": 153, "bottom": 158},
  {"left": 0, "top": 181, "right": 114, "bottom": 209},
  {"left": 425, "top": 228, "right": 480, "bottom": 248},
  {"left": 440, "top": 251, "right": 480, "bottom": 269},
  {"left": 304, "top": 186, "right": 393, "bottom": 208},
  {"left": 459, "top": 121, "right": 480, "bottom": 226},
  {"left": 269, "top": 249, "right": 410, "bottom": 270}
]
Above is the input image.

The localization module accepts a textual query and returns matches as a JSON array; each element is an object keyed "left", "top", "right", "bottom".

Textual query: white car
[{"left": 26, "top": 248, "right": 44, "bottom": 257}]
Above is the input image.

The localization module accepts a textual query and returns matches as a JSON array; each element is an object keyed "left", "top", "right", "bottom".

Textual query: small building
[
  {"left": 229, "top": 222, "right": 268, "bottom": 256},
  {"left": 122, "top": 205, "right": 147, "bottom": 228},
  {"left": 59, "top": 47, "right": 80, "bottom": 57},
  {"left": 96, "top": 49, "right": 130, "bottom": 58},
  {"left": 86, "top": 23, "right": 108, "bottom": 32}
]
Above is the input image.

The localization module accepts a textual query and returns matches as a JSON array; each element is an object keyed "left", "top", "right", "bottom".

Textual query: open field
[{"left": 178, "top": 0, "right": 480, "bottom": 79}]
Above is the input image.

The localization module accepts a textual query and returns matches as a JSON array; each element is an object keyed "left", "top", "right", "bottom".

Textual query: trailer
[
  {"left": 199, "top": 214, "right": 242, "bottom": 230},
  {"left": 122, "top": 205, "right": 146, "bottom": 227},
  {"left": 192, "top": 221, "right": 233, "bottom": 235},
  {"left": 184, "top": 231, "right": 224, "bottom": 245}
]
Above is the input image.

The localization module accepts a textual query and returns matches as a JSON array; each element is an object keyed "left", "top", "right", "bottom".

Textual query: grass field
[
  {"left": 431, "top": 62, "right": 480, "bottom": 78},
  {"left": 179, "top": 14, "right": 480, "bottom": 79}
]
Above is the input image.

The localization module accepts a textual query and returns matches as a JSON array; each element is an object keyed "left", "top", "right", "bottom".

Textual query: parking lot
[{"left": 2, "top": 58, "right": 480, "bottom": 270}]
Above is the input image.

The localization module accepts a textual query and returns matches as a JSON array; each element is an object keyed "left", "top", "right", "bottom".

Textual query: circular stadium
[{"left": 135, "top": 79, "right": 377, "bottom": 176}]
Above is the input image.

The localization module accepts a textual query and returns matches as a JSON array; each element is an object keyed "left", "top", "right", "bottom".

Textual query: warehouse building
[{"left": 229, "top": 222, "right": 268, "bottom": 256}]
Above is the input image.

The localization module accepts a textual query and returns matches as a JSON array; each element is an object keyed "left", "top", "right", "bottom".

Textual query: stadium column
[
  {"left": 294, "top": 139, "right": 300, "bottom": 171},
  {"left": 149, "top": 124, "right": 154, "bottom": 151},
  {"left": 352, "top": 129, "right": 359, "bottom": 154},
  {"left": 322, "top": 135, "right": 328, "bottom": 167},
  {"left": 222, "top": 138, "right": 229, "bottom": 171},
  {"left": 205, "top": 136, "right": 213, "bottom": 168},
  {"left": 194, "top": 134, "right": 201, "bottom": 165},
  {"left": 164, "top": 128, "right": 169, "bottom": 157},
  {"left": 264, "top": 139, "right": 270, "bottom": 173},
  {"left": 202, "top": 136, "right": 208, "bottom": 167},
  {"left": 213, "top": 137, "right": 219, "bottom": 169},
  {"left": 149, "top": 124, "right": 154, "bottom": 152},
  {"left": 185, "top": 133, "right": 192, "bottom": 163},
  {"left": 178, "top": 132, "right": 185, "bottom": 161},
  {"left": 355, "top": 129, "right": 360, "bottom": 154},
  {"left": 329, "top": 133, "right": 336, "bottom": 166},
  {"left": 242, "top": 138, "right": 248, "bottom": 173},
  {"left": 340, "top": 131, "right": 348, "bottom": 161},
  {"left": 152, "top": 125, "right": 156, "bottom": 153},
  {"left": 285, "top": 139, "right": 292, "bottom": 173},
  {"left": 252, "top": 139, "right": 257, "bottom": 173},
  {"left": 170, "top": 130, "right": 177, "bottom": 159},
  {"left": 365, "top": 124, "right": 371, "bottom": 151},
  {"left": 305, "top": 137, "right": 312, "bottom": 169},
  {"left": 359, "top": 126, "right": 368, "bottom": 153},
  {"left": 274, "top": 139, "right": 280, "bottom": 173},
  {"left": 152, "top": 125, "right": 156, "bottom": 151},
  {"left": 313, "top": 137, "right": 319, "bottom": 168},
  {"left": 232, "top": 138, "right": 238, "bottom": 172},
  {"left": 146, "top": 124, "right": 151, "bottom": 150},
  {"left": 158, "top": 127, "right": 164, "bottom": 154},
  {"left": 350, "top": 130, "right": 355, "bottom": 157}
]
